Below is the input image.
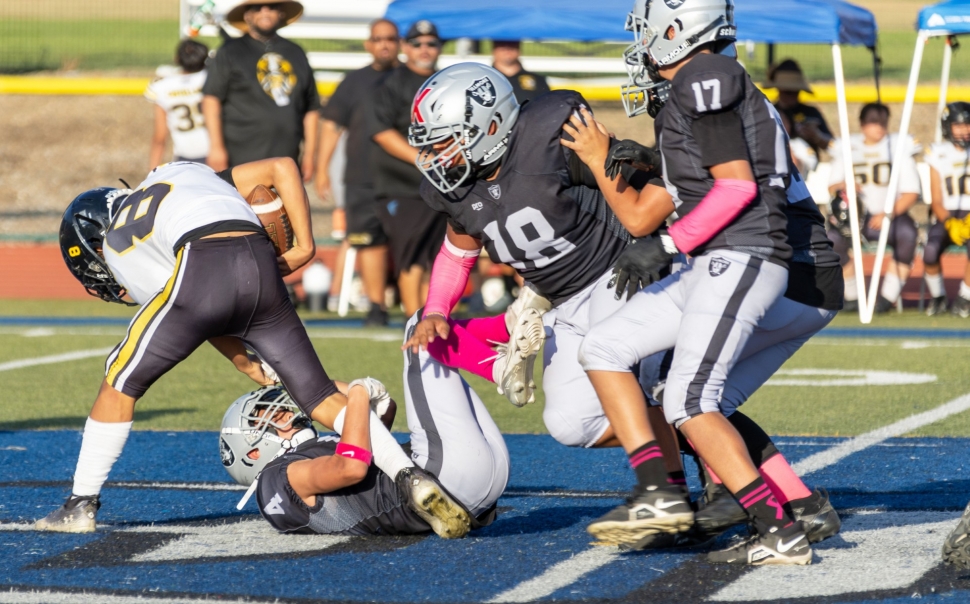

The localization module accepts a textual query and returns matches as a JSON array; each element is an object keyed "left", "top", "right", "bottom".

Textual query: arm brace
[
  {"left": 422, "top": 238, "right": 480, "bottom": 319},
  {"left": 668, "top": 179, "right": 758, "bottom": 253}
]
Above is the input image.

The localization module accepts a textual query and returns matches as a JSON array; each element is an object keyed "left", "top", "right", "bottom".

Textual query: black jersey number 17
[{"left": 105, "top": 183, "right": 173, "bottom": 254}]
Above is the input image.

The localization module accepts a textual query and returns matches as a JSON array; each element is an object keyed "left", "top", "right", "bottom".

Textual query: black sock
[
  {"left": 734, "top": 477, "right": 793, "bottom": 531},
  {"left": 667, "top": 470, "right": 687, "bottom": 487},
  {"left": 628, "top": 441, "right": 669, "bottom": 490}
]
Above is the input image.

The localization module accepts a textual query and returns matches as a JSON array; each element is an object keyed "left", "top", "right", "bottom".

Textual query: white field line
[
  {"left": 487, "top": 547, "right": 622, "bottom": 603},
  {"left": 0, "top": 591, "right": 278, "bottom": 604},
  {"left": 0, "top": 347, "right": 114, "bottom": 372},
  {"left": 491, "top": 389, "right": 970, "bottom": 602},
  {"left": 793, "top": 391, "right": 970, "bottom": 476}
]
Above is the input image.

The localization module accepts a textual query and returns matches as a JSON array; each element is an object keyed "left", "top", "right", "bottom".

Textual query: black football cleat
[
  {"left": 788, "top": 487, "right": 841, "bottom": 544},
  {"left": 952, "top": 296, "right": 970, "bottom": 318},
  {"left": 943, "top": 501, "right": 970, "bottom": 569},
  {"left": 708, "top": 520, "right": 812, "bottom": 566},
  {"left": 926, "top": 295, "right": 948, "bottom": 316},
  {"left": 841, "top": 298, "right": 859, "bottom": 313},
  {"left": 873, "top": 295, "right": 895, "bottom": 314},
  {"left": 587, "top": 485, "right": 693, "bottom": 547},
  {"left": 694, "top": 482, "right": 748, "bottom": 538},
  {"left": 35, "top": 494, "right": 101, "bottom": 533},
  {"left": 395, "top": 466, "right": 471, "bottom": 539}
]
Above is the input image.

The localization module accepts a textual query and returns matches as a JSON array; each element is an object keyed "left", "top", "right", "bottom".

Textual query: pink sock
[
  {"left": 427, "top": 320, "right": 497, "bottom": 382},
  {"left": 759, "top": 453, "right": 812, "bottom": 505},
  {"left": 455, "top": 315, "right": 510, "bottom": 345}
]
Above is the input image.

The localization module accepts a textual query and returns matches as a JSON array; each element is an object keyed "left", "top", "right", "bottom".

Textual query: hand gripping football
[{"left": 246, "top": 185, "right": 293, "bottom": 256}]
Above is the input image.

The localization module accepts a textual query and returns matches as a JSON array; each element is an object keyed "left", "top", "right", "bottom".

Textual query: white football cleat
[
  {"left": 35, "top": 495, "right": 100, "bottom": 533},
  {"left": 493, "top": 284, "right": 551, "bottom": 407}
]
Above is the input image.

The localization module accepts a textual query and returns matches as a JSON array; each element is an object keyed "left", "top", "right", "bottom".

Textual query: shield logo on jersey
[
  {"left": 709, "top": 256, "right": 731, "bottom": 277},
  {"left": 467, "top": 77, "right": 497, "bottom": 107},
  {"left": 219, "top": 437, "right": 235, "bottom": 467},
  {"left": 663, "top": 0, "right": 685, "bottom": 8},
  {"left": 488, "top": 184, "right": 502, "bottom": 199}
]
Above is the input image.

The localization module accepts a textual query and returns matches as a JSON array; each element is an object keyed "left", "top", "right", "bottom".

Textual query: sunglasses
[
  {"left": 408, "top": 40, "right": 441, "bottom": 49},
  {"left": 245, "top": 4, "right": 282, "bottom": 13}
]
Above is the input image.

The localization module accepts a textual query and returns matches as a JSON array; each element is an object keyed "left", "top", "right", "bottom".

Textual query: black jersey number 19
[
  {"left": 105, "top": 183, "right": 173, "bottom": 254},
  {"left": 482, "top": 207, "right": 576, "bottom": 270}
]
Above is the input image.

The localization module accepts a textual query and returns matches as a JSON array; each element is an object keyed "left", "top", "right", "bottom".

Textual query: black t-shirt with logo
[
  {"left": 501, "top": 66, "right": 551, "bottom": 105},
  {"left": 320, "top": 65, "right": 391, "bottom": 187},
  {"left": 368, "top": 64, "right": 432, "bottom": 200},
  {"left": 203, "top": 35, "right": 320, "bottom": 167}
]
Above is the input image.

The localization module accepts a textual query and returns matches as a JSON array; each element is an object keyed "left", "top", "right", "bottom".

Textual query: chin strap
[{"left": 236, "top": 427, "right": 318, "bottom": 511}]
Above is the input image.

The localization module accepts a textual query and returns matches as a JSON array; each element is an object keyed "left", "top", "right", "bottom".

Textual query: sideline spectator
[
  {"left": 827, "top": 103, "right": 921, "bottom": 313},
  {"left": 766, "top": 59, "right": 833, "bottom": 156},
  {"left": 923, "top": 102, "right": 970, "bottom": 317},
  {"left": 202, "top": 0, "right": 319, "bottom": 182},
  {"left": 316, "top": 18, "right": 400, "bottom": 326},
  {"left": 491, "top": 40, "right": 550, "bottom": 105},
  {"left": 146, "top": 39, "right": 210, "bottom": 170},
  {"left": 369, "top": 20, "right": 447, "bottom": 318}
]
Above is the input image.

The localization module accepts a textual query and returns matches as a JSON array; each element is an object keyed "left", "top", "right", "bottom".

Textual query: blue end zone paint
[
  {"left": 817, "top": 327, "right": 970, "bottom": 339},
  {"left": 2, "top": 431, "right": 970, "bottom": 602}
]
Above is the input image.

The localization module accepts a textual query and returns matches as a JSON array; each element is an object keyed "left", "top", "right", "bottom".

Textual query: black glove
[
  {"left": 609, "top": 233, "right": 677, "bottom": 300},
  {"left": 604, "top": 140, "right": 662, "bottom": 180}
]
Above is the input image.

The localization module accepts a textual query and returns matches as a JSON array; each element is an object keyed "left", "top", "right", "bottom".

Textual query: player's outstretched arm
[
  {"left": 287, "top": 384, "right": 373, "bottom": 502},
  {"left": 231, "top": 157, "right": 316, "bottom": 275},
  {"left": 560, "top": 107, "right": 674, "bottom": 236},
  {"left": 402, "top": 226, "right": 482, "bottom": 354},
  {"left": 208, "top": 336, "right": 275, "bottom": 386}
]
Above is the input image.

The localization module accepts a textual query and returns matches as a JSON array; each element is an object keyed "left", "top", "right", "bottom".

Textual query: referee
[{"left": 368, "top": 20, "right": 448, "bottom": 318}]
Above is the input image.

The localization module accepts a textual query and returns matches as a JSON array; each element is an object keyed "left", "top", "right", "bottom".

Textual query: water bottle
[{"left": 187, "top": 0, "right": 217, "bottom": 37}]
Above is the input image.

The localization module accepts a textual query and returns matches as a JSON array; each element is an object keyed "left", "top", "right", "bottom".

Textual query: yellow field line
[{"left": 0, "top": 76, "right": 966, "bottom": 104}]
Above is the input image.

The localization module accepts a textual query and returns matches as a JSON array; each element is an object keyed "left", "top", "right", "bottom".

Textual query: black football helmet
[
  {"left": 59, "top": 188, "right": 135, "bottom": 305},
  {"left": 942, "top": 102, "right": 970, "bottom": 149}
]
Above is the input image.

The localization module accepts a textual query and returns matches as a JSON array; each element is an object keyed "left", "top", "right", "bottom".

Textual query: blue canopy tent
[{"left": 385, "top": 0, "right": 877, "bottom": 319}]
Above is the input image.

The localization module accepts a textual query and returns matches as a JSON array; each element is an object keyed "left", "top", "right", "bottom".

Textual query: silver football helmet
[
  {"left": 408, "top": 63, "right": 520, "bottom": 193},
  {"left": 219, "top": 386, "right": 314, "bottom": 486},
  {"left": 625, "top": 0, "right": 736, "bottom": 69}
]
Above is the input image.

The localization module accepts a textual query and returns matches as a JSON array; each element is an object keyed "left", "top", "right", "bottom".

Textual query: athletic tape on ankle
[{"left": 336, "top": 443, "right": 372, "bottom": 466}]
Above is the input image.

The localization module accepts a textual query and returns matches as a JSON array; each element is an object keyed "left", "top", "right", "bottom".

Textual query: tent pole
[
  {"left": 866, "top": 31, "right": 927, "bottom": 319},
  {"left": 936, "top": 38, "right": 953, "bottom": 142},
  {"left": 872, "top": 48, "right": 882, "bottom": 103},
  {"left": 832, "top": 43, "right": 869, "bottom": 322}
]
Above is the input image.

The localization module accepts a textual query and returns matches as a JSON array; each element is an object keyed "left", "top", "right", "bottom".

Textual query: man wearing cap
[
  {"left": 766, "top": 59, "right": 833, "bottom": 156},
  {"left": 202, "top": 0, "right": 320, "bottom": 182},
  {"left": 368, "top": 20, "right": 448, "bottom": 318},
  {"left": 492, "top": 40, "right": 550, "bottom": 105}
]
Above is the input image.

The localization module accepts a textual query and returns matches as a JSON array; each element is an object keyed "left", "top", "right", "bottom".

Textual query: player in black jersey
[
  {"left": 226, "top": 320, "right": 509, "bottom": 536},
  {"left": 571, "top": 0, "right": 819, "bottom": 565},
  {"left": 403, "top": 63, "right": 667, "bottom": 454}
]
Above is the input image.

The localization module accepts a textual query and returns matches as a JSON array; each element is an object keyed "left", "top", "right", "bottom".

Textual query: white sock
[
  {"left": 880, "top": 273, "right": 902, "bottom": 303},
  {"left": 926, "top": 273, "right": 945, "bottom": 298},
  {"left": 960, "top": 281, "right": 970, "bottom": 300},
  {"left": 331, "top": 407, "right": 413, "bottom": 479},
  {"left": 71, "top": 417, "right": 132, "bottom": 497},
  {"left": 844, "top": 276, "right": 858, "bottom": 301}
]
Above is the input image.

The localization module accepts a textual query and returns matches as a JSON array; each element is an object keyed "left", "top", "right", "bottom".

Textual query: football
[{"left": 246, "top": 184, "right": 293, "bottom": 256}]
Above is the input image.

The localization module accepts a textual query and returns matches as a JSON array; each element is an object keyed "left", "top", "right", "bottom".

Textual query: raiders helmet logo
[
  {"left": 219, "top": 437, "right": 235, "bottom": 467},
  {"left": 467, "top": 77, "right": 497, "bottom": 107},
  {"left": 709, "top": 256, "right": 731, "bottom": 277},
  {"left": 663, "top": 0, "right": 685, "bottom": 8},
  {"left": 488, "top": 184, "right": 501, "bottom": 199}
]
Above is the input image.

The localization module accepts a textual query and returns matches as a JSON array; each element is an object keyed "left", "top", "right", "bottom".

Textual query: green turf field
[{"left": 3, "top": 299, "right": 970, "bottom": 438}]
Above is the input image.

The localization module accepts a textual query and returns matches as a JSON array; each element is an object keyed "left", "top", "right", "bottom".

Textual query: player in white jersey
[
  {"left": 40, "top": 159, "right": 469, "bottom": 538},
  {"left": 827, "top": 103, "right": 922, "bottom": 312},
  {"left": 146, "top": 39, "right": 210, "bottom": 170},
  {"left": 923, "top": 102, "right": 970, "bottom": 316}
]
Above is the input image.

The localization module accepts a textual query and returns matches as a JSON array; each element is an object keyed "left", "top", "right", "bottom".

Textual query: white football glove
[
  {"left": 347, "top": 377, "right": 392, "bottom": 417},
  {"left": 260, "top": 361, "right": 279, "bottom": 384}
]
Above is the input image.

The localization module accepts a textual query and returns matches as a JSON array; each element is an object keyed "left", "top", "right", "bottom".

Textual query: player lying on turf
[
  {"left": 223, "top": 314, "right": 509, "bottom": 535},
  {"left": 923, "top": 103, "right": 970, "bottom": 317},
  {"left": 557, "top": 0, "right": 830, "bottom": 565},
  {"left": 38, "top": 159, "right": 466, "bottom": 537},
  {"left": 403, "top": 63, "right": 672, "bottom": 454}
]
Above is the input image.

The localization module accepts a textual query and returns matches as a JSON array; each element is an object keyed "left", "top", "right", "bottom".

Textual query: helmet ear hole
[{"left": 488, "top": 120, "right": 499, "bottom": 136}]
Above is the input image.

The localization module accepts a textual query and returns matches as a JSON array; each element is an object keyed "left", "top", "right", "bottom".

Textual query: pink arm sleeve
[
  {"left": 422, "top": 238, "right": 480, "bottom": 319},
  {"left": 667, "top": 179, "right": 758, "bottom": 253}
]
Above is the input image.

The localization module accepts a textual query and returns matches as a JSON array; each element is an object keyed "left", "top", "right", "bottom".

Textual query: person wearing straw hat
[
  {"left": 766, "top": 59, "right": 833, "bottom": 156},
  {"left": 202, "top": 0, "right": 320, "bottom": 182}
]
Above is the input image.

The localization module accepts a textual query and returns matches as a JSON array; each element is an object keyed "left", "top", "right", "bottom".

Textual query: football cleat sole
[
  {"left": 586, "top": 513, "right": 694, "bottom": 547},
  {"left": 495, "top": 307, "right": 545, "bottom": 407}
]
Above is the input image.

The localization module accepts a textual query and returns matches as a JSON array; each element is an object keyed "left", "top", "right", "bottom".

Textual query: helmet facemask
[
  {"left": 240, "top": 387, "right": 306, "bottom": 446},
  {"left": 410, "top": 120, "right": 481, "bottom": 194},
  {"left": 621, "top": 44, "right": 670, "bottom": 118}
]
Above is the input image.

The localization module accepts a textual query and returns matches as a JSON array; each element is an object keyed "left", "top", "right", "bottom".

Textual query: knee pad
[
  {"left": 890, "top": 217, "right": 918, "bottom": 264},
  {"left": 726, "top": 411, "right": 779, "bottom": 467},
  {"left": 543, "top": 409, "right": 603, "bottom": 448}
]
